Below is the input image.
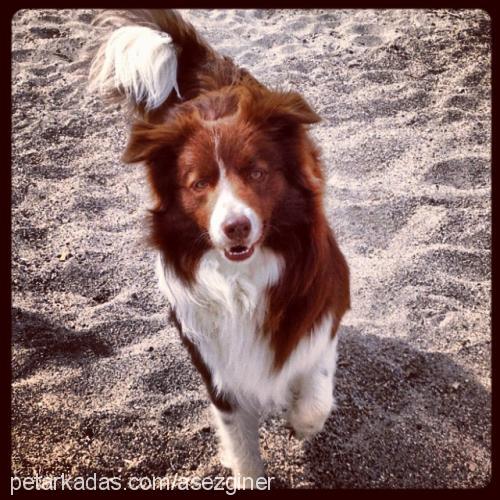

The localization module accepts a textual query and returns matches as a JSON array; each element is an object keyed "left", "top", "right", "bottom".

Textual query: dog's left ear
[
  {"left": 248, "top": 89, "right": 321, "bottom": 133},
  {"left": 269, "top": 91, "right": 321, "bottom": 125}
]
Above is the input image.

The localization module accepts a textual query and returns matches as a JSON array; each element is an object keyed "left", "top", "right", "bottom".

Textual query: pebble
[{"left": 58, "top": 248, "right": 72, "bottom": 261}]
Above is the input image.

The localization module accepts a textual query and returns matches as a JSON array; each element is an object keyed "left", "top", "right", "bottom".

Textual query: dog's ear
[
  {"left": 268, "top": 90, "right": 321, "bottom": 125},
  {"left": 247, "top": 89, "right": 321, "bottom": 135},
  {"left": 122, "top": 119, "right": 190, "bottom": 164},
  {"left": 122, "top": 119, "right": 192, "bottom": 209},
  {"left": 122, "top": 122, "right": 170, "bottom": 164}
]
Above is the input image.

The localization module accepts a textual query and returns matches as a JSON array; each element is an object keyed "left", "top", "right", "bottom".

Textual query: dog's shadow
[
  {"left": 12, "top": 306, "right": 113, "bottom": 381},
  {"left": 11, "top": 307, "right": 489, "bottom": 487},
  {"left": 293, "top": 326, "right": 490, "bottom": 488}
]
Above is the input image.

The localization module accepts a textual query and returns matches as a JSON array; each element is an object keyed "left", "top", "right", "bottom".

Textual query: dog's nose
[{"left": 223, "top": 215, "right": 251, "bottom": 241}]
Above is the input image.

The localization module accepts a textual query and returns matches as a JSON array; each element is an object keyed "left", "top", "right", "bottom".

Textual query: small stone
[{"left": 58, "top": 248, "right": 72, "bottom": 261}]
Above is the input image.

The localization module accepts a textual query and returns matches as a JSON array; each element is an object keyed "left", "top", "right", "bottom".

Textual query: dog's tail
[{"left": 89, "top": 9, "right": 251, "bottom": 117}]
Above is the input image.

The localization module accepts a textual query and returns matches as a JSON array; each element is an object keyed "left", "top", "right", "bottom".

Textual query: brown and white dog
[{"left": 89, "top": 9, "right": 350, "bottom": 484}]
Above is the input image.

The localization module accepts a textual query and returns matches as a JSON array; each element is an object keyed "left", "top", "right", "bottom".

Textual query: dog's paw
[
  {"left": 287, "top": 396, "right": 335, "bottom": 440},
  {"left": 219, "top": 448, "right": 234, "bottom": 469},
  {"left": 218, "top": 448, "right": 265, "bottom": 484}
]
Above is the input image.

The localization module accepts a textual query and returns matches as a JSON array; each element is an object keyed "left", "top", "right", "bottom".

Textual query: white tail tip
[{"left": 91, "top": 25, "right": 181, "bottom": 110}]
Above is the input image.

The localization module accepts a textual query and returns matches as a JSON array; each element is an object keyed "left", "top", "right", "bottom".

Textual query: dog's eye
[
  {"left": 192, "top": 179, "right": 209, "bottom": 191},
  {"left": 249, "top": 169, "right": 265, "bottom": 181}
]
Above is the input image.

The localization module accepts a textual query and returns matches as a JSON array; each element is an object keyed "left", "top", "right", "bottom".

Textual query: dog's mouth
[{"left": 224, "top": 244, "right": 255, "bottom": 262}]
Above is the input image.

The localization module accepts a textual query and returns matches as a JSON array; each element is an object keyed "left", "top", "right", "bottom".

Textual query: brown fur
[{"left": 101, "top": 9, "right": 350, "bottom": 370}]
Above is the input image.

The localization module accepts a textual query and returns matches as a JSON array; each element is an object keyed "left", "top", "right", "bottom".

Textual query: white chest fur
[{"left": 156, "top": 248, "right": 334, "bottom": 410}]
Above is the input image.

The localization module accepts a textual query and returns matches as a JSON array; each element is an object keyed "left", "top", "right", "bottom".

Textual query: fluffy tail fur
[{"left": 89, "top": 9, "right": 255, "bottom": 117}]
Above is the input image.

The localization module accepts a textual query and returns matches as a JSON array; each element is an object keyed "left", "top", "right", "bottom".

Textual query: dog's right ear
[
  {"left": 121, "top": 119, "right": 189, "bottom": 164},
  {"left": 122, "top": 119, "right": 193, "bottom": 208},
  {"left": 122, "top": 121, "right": 165, "bottom": 164}
]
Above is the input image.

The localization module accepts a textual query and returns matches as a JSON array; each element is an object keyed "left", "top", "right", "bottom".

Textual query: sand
[{"left": 11, "top": 9, "right": 491, "bottom": 488}]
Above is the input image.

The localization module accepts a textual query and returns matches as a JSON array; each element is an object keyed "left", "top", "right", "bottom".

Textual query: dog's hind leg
[{"left": 211, "top": 404, "right": 265, "bottom": 487}]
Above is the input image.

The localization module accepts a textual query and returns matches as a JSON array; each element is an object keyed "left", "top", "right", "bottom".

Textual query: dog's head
[{"left": 123, "top": 86, "right": 322, "bottom": 266}]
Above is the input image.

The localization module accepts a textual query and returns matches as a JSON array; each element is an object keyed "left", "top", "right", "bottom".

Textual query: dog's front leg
[
  {"left": 287, "top": 334, "right": 339, "bottom": 440},
  {"left": 211, "top": 404, "right": 265, "bottom": 486}
]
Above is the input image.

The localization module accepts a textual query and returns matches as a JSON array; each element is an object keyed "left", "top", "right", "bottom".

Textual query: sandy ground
[{"left": 11, "top": 9, "right": 491, "bottom": 489}]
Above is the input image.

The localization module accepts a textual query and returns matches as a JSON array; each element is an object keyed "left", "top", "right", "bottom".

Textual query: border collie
[{"left": 89, "top": 9, "right": 350, "bottom": 485}]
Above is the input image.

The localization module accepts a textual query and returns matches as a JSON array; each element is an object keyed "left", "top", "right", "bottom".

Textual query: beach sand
[{"left": 12, "top": 9, "right": 491, "bottom": 488}]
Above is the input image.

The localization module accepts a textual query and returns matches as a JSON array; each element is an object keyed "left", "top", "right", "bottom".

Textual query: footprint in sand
[
  {"left": 424, "top": 157, "right": 490, "bottom": 189},
  {"left": 31, "top": 164, "right": 73, "bottom": 180},
  {"left": 29, "top": 63, "right": 61, "bottom": 77},
  {"left": 445, "top": 94, "right": 480, "bottom": 111},
  {"left": 353, "top": 34, "right": 384, "bottom": 47},
  {"left": 350, "top": 23, "right": 384, "bottom": 47},
  {"left": 334, "top": 199, "right": 416, "bottom": 251},
  {"left": 141, "top": 363, "right": 201, "bottom": 395},
  {"left": 12, "top": 49, "right": 35, "bottom": 63},
  {"left": 37, "top": 12, "right": 66, "bottom": 24},
  {"left": 414, "top": 248, "right": 490, "bottom": 282},
  {"left": 359, "top": 70, "right": 397, "bottom": 84},
  {"left": 462, "top": 68, "right": 488, "bottom": 88},
  {"left": 351, "top": 22, "right": 381, "bottom": 35},
  {"left": 29, "top": 26, "right": 66, "bottom": 39}
]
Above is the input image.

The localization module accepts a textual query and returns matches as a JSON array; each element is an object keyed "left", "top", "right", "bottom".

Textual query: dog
[{"left": 89, "top": 9, "right": 350, "bottom": 485}]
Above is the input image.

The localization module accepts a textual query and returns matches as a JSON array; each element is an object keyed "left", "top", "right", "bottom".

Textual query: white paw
[
  {"left": 219, "top": 448, "right": 233, "bottom": 469},
  {"left": 287, "top": 396, "right": 335, "bottom": 440},
  {"left": 218, "top": 449, "right": 265, "bottom": 483}
]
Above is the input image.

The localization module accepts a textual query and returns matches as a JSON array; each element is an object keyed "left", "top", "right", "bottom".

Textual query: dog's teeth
[{"left": 230, "top": 246, "right": 248, "bottom": 254}]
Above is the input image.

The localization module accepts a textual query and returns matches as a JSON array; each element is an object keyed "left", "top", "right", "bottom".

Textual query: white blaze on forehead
[{"left": 209, "top": 136, "right": 262, "bottom": 249}]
